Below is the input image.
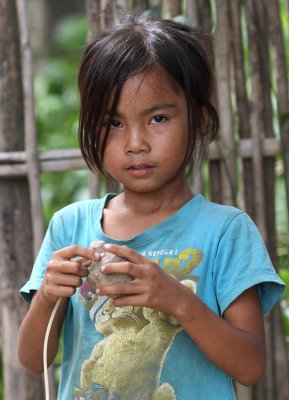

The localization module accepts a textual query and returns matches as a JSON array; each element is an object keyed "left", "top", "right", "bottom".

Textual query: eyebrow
[{"left": 105, "top": 103, "right": 177, "bottom": 118}]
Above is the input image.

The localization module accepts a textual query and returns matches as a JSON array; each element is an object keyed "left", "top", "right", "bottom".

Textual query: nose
[{"left": 124, "top": 127, "right": 150, "bottom": 154}]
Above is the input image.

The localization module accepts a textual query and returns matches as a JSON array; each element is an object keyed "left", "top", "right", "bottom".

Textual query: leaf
[
  {"left": 141, "top": 6, "right": 161, "bottom": 19},
  {"left": 279, "top": 268, "right": 289, "bottom": 298}
]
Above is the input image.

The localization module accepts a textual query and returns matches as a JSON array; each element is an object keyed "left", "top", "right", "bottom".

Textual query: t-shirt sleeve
[
  {"left": 213, "top": 212, "right": 285, "bottom": 315},
  {"left": 20, "top": 213, "right": 63, "bottom": 303}
]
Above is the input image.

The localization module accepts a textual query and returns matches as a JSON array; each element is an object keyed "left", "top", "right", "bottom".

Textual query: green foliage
[
  {"left": 280, "top": 268, "right": 289, "bottom": 298},
  {"left": 35, "top": 16, "right": 88, "bottom": 151},
  {"left": 279, "top": 0, "right": 289, "bottom": 68},
  {"left": 141, "top": 5, "right": 161, "bottom": 19},
  {"left": 35, "top": 59, "right": 80, "bottom": 150},
  {"left": 41, "top": 171, "right": 89, "bottom": 223},
  {"left": 279, "top": 267, "right": 289, "bottom": 352},
  {"left": 35, "top": 15, "right": 90, "bottom": 224},
  {"left": 52, "top": 15, "right": 88, "bottom": 53}
]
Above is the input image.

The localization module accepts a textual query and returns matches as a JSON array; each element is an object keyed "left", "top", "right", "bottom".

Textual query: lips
[
  {"left": 126, "top": 161, "right": 154, "bottom": 169},
  {"left": 125, "top": 162, "right": 155, "bottom": 177},
  {"left": 129, "top": 165, "right": 150, "bottom": 169}
]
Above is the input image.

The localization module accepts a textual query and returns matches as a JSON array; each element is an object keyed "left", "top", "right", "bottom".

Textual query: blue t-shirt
[{"left": 21, "top": 194, "right": 285, "bottom": 400}]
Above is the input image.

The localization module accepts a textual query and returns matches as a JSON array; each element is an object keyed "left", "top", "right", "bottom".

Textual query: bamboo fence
[{"left": 0, "top": 0, "right": 289, "bottom": 399}]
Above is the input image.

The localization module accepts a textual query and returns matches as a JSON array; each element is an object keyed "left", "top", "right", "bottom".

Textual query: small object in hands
[{"left": 85, "top": 240, "right": 133, "bottom": 290}]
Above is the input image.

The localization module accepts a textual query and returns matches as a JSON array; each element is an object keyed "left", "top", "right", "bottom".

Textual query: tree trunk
[{"left": 0, "top": 0, "right": 45, "bottom": 398}]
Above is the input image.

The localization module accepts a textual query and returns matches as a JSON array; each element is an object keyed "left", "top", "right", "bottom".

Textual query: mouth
[
  {"left": 128, "top": 165, "right": 151, "bottom": 170},
  {"left": 125, "top": 162, "right": 155, "bottom": 177}
]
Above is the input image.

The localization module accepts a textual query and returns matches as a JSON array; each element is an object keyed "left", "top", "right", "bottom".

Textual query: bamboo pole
[
  {"left": 254, "top": 0, "right": 276, "bottom": 255},
  {"left": 186, "top": 0, "right": 203, "bottom": 195},
  {"left": 246, "top": 3, "right": 289, "bottom": 400},
  {"left": 246, "top": 0, "right": 267, "bottom": 241},
  {"left": 186, "top": 0, "right": 200, "bottom": 27},
  {"left": 196, "top": 0, "right": 223, "bottom": 203},
  {"left": 229, "top": 0, "right": 255, "bottom": 218},
  {"left": 85, "top": 0, "right": 119, "bottom": 196},
  {"left": 85, "top": 0, "right": 101, "bottom": 41},
  {"left": 0, "top": 0, "right": 45, "bottom": 397},
  {"left": 132, "top": 0, "right": 149, "bottom": 16},
  {"left": 215, "top": 0, "right": 236, "bottom": 205},
  {"left": 0, "top": 138, "right": 281, "bottom": 178},
  {"left": 168, "top": 0, "right": 181, "bottom": 17},
  {"left": 16, "top": 0, "right": 45, "bottom": 257},
  {"left": 255, "top": 3, "right": 289, "bottom": 400},
  {"left": 187, "top": 0, "right": 215, "bottom": 200},
  {"left": 268, "top": 0, "right": 289, "bottom": 231},
  {"left": 115, "top": 0, "right": 128, "bottom": 20},
  {"left": 101, "top": 0, "right": 114, "bottom": 29}
]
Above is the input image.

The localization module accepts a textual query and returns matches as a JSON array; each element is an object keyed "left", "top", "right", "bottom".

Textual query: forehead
[{"left": 113, "top": 68, "right": 185, "bottom": 111}]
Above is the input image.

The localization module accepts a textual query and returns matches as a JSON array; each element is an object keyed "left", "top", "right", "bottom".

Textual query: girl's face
[{"left": 102, "top": 68, "right": 190, "bottom": 196}]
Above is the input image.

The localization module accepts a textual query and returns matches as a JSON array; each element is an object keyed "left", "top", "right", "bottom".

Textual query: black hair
[{"left": 78, "top": 15, "right": 219, "bottom": 175}]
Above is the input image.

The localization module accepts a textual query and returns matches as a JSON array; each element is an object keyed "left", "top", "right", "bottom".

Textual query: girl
[{"left": 18, "top": 16, "right": 285, "bottom": 400}]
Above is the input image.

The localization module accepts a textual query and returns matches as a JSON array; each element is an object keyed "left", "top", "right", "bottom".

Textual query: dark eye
[
  {"left": 151, "top": 115, "right": 167, "bottom": 124},
  {"left": 111, "top": 119, "right": 122, "bottom": 128}
]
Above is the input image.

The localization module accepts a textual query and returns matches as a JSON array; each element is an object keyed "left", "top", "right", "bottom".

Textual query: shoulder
[
  {"left": 54, "top": 196, "right": 108, "bottom": 222},
  {"left": 55, "top": 199, "right": 95, "bottom": 218},
  {"left": 48, "top": 196, "right": 109, "bottom": 242},
  {"left": 192, "top": 195, "right": 249, "bottom": 234},
  {"left": 195, "top": 195, "right": 242, "bottom": 217}
]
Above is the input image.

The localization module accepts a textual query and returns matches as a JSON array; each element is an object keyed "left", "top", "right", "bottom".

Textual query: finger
[
  {"left": 53, "top": 245, "right": 99, "bottom": 263},
  {"left": 48, "top": 274, "right": 82, "bottom": 287},
  {"left": 112, "top": 294, "right": 147, "bottom": 308},
  {"left": 103, "top": 244, "right": 144, "bottom": 263},
  {"left": 45, "top": 284, "right": 78, "bottom": 299},
  {"left": 96, "top": 281, "right": 140, "bottom": 297},
  {"left": 101, "top": 261, "right": 143, "bottom": 279},
  {"left": 47, "top": 260, "right": 88, "bottom": 277}
]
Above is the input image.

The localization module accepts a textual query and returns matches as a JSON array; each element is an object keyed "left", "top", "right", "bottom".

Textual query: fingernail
[
  {"left": 101, "top": 265, "right": 106, "bottom": 272},
  {"left": 94, "top": 252, "right": 100, "bottom": 259},
  {"left": 95, "top": 288, "right": 100, "bottom": 294}
]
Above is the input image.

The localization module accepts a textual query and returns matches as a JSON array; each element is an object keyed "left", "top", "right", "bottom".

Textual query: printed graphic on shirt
[{"left": 74, "top": 248, "right": 202, "bottom": 400}]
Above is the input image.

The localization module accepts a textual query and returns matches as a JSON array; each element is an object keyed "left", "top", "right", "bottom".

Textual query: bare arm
[
  {"left": 172, "top": 284, "right": 265, "bottom": 386},
  {"left": 17, "top": 245, "right": 99, "bottom": 374},
  {"left": 18, "top": 290, "right": 67, "bottom": 375},
  {"left": 95, "top": 244, "right": 266, "bottom": 386}
]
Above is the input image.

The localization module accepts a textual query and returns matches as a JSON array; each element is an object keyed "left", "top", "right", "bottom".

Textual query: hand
[
  {"left": 39, "top": 245, "right": 100, "bottom": 304},
  {"left": 95, "top": 244, "right": 194, "bottom": 317}
]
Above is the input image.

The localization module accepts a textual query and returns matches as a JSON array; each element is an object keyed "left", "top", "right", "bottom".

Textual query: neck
[{"left": 117, "top": 178, "right": 193, "bottom": 215}]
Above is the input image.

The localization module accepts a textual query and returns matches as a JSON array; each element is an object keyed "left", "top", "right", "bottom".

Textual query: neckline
[{"left": 92, "top": 193, "right": 203, "bottom": 248}]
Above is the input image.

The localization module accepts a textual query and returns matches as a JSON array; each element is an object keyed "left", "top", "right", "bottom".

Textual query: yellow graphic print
[{"left": 74, "top": 248, "right": 202, "bottom": 400}]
